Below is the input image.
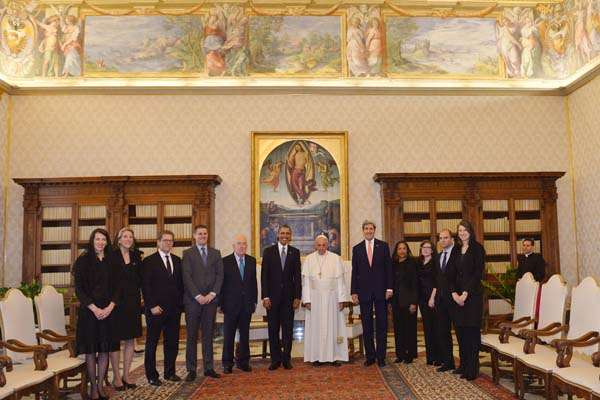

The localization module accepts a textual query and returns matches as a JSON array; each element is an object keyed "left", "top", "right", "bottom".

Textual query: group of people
[{"left": 73, "top": 219, "right": 546, "bottom": 400}]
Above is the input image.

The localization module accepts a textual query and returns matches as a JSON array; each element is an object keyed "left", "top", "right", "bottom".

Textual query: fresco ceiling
[{"left": 0, "top": 0, "right": 599, "bottom": 93}]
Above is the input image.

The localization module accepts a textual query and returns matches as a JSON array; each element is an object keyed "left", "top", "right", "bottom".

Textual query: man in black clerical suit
[
  {"left": 220, "top": 234, "right": 258, "bottom": 374},
  {"left": 141, "top": 230, "right": 184, "bottom": 386},
  {"left": 516, "top": 238, "right": 546, "bottom": 282},
  {"left": 351, "top": 220, "right": 394, "bottom": 367},
  {"left": 261, "top": 224, "right": 302, "bottom": 370},
  {"left": 432, "top": 229, "right": 461, "bottom": 373}
]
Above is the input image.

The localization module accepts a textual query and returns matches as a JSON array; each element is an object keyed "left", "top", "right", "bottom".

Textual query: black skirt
[{"left": 76, "top": 307, "right": 120, "bottom": 355}]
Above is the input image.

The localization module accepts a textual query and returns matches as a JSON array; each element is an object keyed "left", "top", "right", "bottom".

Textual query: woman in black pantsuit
[
  {"left": 109, "top": 227, "right": 143, "bottom": 390},
  {"left": 74, "top": 228, "right": 120, "bottom": 400},
  {"left": 391, "top": 241, "right": 418, "bottom": 364},
  {"left": 417, "top": 240, "right": 442, "bottom": 366},
  {"left": 449, "top": 220, "right": 485, "bottom": 381}
]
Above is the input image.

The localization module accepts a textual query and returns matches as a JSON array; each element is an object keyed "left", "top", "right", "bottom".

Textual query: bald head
[
  {"left": 315, "top": 235, "right": 328, "bottom": 255},
  {"left": 232, "top": 234, "right": 248, "bottom": 257}
]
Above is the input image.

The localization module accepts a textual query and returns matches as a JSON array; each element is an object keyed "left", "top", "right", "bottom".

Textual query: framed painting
[{"left": 252, "top": 132, "right": 348, "bottom": 260}]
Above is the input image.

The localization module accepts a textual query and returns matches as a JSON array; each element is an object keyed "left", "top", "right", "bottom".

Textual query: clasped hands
[
  {"left": 261, "top": 298, "right": 301, "bottom": 310},
  {"left": 196, "top": 292, "right": 216, "bottom": 305},
  {"left": 351, "top": 290, "right": 393, "bottom": 305},
  {"left": 303, "top": 302, "right": 345, "bottom": 311},
  {"left": 89, "top": 302, "right": 115, "bottom": 320},
  {"left": 452, "top": 291, "right": 468, "bottom": 306}
]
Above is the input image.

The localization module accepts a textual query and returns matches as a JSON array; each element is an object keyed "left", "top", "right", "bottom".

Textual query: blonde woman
[{"left": 109, "top": 227, "right": 143, "bottom": 390}]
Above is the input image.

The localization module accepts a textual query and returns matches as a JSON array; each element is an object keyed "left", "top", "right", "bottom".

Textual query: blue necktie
[
  {"left": 201, "top": 247, "right": 208, "bottom": 265},
  {"left": 239, "top": 256, "right": 245, "bottom": 279},
  {"left": 441, "top": 251, "right": 448, "bottom": 272}
]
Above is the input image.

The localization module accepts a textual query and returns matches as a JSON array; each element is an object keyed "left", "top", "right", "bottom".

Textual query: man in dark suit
[
  {"left": 432, "top": 228, "right": 461, "bottom": 373},
  {"left": 261, "top": 224, "right": 301, "bottom": 370},
  {"left": 351, "top": 220, "right": 393, "bottom": 367},
  {"left": 182, "top": 224, "right": 224, "bottom": 381},
  {"left": 220, "top": 234, "right": 258, "bottom": 374},
  {"left": 141, "top": 230, "right": 184, "bottom": 386},
  {"left": 516, "top": 238, "right": 546, "bottom": 282}
]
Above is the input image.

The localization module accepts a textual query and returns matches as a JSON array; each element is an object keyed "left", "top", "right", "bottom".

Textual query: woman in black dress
[
  {"left": 109, "top": 227, "right": 143, "bottom": 390},
  {"left": 391, "top": 241, "right": 418, "bottom": 364},
  {"left": 417, "top": 240, "right": 441, "bottom": 366},
  {"left": 74, "top": 228, "right": 120, "bottom": 400},
  {"left": 449, "top": 220, "right": 485, "bottom": 380}
]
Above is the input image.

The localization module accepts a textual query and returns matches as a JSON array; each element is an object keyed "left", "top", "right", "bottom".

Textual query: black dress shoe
[
  {"left": 223, "top": 366, "right": 233, "bottom": 374},
  {"left": 377, "top": 359, "right": 386, "bottom": 367},
  {"left": 437, "top": 365, "right": 453, "bottom": 372},
  {"left": 123, "top": 378, "right": 138, "bottom": 389},
  {"left": 452, "top": 368, "right": 464, "bottom": 375},
  {"left": 164, "top": 375, "right": 181, "bottom": 382},
  {"left": 204, "top": 369, "right": 221, "bottom": 378},
  {"left": 465, "top": 374, "right": 478, "bottom": 381},
  {"left": 148, "top": 378, "right": 162, "bottom": 387},
  {"left": 331, "top": 361, "right": 341, "bottom": 367},
  {"left": 403, "top": 359, "right": 413, "bottom": 364},
  {"left": 433, "top": 361, "right": 442, "bottom": 366},
  {"left": 283, "top": 361, "right": 293, "bottom": 370},
  {"left": 237, "top": 364, "right": 252, "bottom": 372},
  {"left": 394, "top": 357, "right": 403, "bottom": 363},
  {"left": 364, "top": 359, "right": 376, "bottom": 367},
  {"left": 113, "top": 384, "right": 126, "bottom": 392},
  {"left": 268, "top": 362, "right": 281, "bottom": 371},
  {"left": 185, "top": 371, "right": 196, "bottom": 382}
]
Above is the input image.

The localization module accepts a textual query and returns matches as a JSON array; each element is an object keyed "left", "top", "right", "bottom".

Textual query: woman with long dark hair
[
  {"left": 109, "top": 227, "right": 143, "bottom": 390},
  {"left": 417, "top": 239, "right": 441, "bottom": 366},
  {"left": 449, "top": 220, "right": 485, "bottom": 380},
  {"left": 390, "top": 240, "right": 418, "bottom": 364},
  {"left": 74, "top": 228, "right": 120, "bottom": 400}
]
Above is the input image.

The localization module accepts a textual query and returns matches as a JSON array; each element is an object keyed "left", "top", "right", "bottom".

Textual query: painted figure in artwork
[
  {"left": 60, "top": 14, "right": 82, "bottom": 77},
  {"left": 520, "top": 14, "right": 542, "bottom": 77},
  {"left": 221, "top": 6, "right": 248, "bottom": 76},
  {"left": 35, "top": 14, "right": 60, "bottom": 77},
  {"left": 366, "top": 17, "right": 382, "bottom": 75},
  {"left": 497, "top": 14, "right": 522, "bottom": 78},
  {"left": 261, "top": 159, "right": 284, "bottom": 191},
  {"left": 203, "top": 8, "right": 226, "bottom": 76},
  {"left": 574, "top": 0, "right": 593, "bottom": 64},
  {"left": 316, "top": 160, "right": 339, "bottom": 191},
  {"left": 286, "top": 142, "right": 316, "bottom": 205},
  {"left": 346, "top": 16, "right": 369, "bottom": 77}
]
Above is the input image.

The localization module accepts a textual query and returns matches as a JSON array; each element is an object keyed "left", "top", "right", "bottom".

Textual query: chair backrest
[
  {"left": 255, "top": 264, "right": 266, "bottom": 318},
  {"left": 567, "top": 276, "right": 600, "bottom": 357},
  {"left": 512, "top": 272, "right": 539, "bottom": 332},
  {"left": 537, "top": 274, "right": 568, "bottom": 342},
  {"left": 0, "top": 289, "right": 38, "bottom": 362},
  {"left": 34, "top": 286, "right": 68, "bottom": 349}
]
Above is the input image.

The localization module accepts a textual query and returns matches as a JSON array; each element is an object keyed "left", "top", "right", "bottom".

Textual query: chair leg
[
  {"left": 262, "top": 340, "right": 267, "bottom": 359},
  {"left": 358, "top": 335, "right": 364, "bottom": 356},
  {"left": 544, "top": 373, "right": 551, "bottom": 400},
  {"left": 491, "top": 350, "right": 499, "bottom": 384}
]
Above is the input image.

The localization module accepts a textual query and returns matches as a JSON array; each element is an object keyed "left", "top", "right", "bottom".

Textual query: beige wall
[
  {"left": 2, "top": 94, "right": 578, "bottom": 286},
  {"left": 0, "top": 94, "right": 7, "bottom": 286},
  {"left": 568, "top": 75, "right": 600, "bottom": 281}
]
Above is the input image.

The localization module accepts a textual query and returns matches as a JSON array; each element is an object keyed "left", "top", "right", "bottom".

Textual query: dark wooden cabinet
[
  {"left": 373, "top": 172, "right": 565, "bottom": 277},
  {"left": 14, "top": 175, "right": 222, "bottom": 286}
]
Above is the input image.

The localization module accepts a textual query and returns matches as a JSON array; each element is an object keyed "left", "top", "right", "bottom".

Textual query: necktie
[
  {"left": 165, "top": 254, "right": 173, "bottom": 275},
  {"left": 441, "top": 251, "right": 448, "bottom": 272},
  {"left": 239, "top": 256, "right": 245, "bottom": 279},
  {"left": 367, "top": 241, "right": 373, "bottom": 267},
  {"left": 201, "top": 247, "right": 208, "bottom": 265},
  {"left": 280, "top": 247, "right": 287, "bottom": 270}
]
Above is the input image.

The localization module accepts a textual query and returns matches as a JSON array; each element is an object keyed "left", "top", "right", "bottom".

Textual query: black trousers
[
  {"left": 434, "top": 300, "right": 455, "bottom": 369},
  {"left": 456, "top": 326, "right": 480, "bottom": 378},
  {"left": 419, "top": 303, "right": 441, "bottom": 364},
  {"left": 222, "top": 308, "right": 252, "bottom": 368},
  {"left": 144, "top": 311, "right": 181, "bottom": 381},
  {"left": 185, "top": 302, "right": 217, "bottom": 372},
  {"left": 391, "top": 303, "right": 417, "bottom": 361},
  {"left": 266, "top": 300, "right": 294, "bottom": 364},
  {"left": 359, "top": 298, "right": 388, "bottom": 362}
]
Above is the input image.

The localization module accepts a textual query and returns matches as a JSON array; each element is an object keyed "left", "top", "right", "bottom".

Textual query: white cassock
[{"left": 302, "top": 250, "right": 350, "bottom": 362}]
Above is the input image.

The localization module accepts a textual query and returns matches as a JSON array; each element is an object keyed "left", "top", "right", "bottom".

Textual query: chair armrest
[
  {"left": 41, "top": 329, "right": 75, "bottom": 341},
  {"left": 499, "top": 317, "right": 534, "bottom": 344},
  {"left": 36, "top": 331, "right": 77, "bottom": 357},
  {"left": 0, "top": 356, "right": 13, "bottom": 372},
  {"left": 520, "top": 323, "right": 566, "bottom": 354},
  {"left": 551, "top": 332, "right": 600, "bottom": 368},
  {"left": 0, "top": 341, "right": 49, "bottom": 371}
]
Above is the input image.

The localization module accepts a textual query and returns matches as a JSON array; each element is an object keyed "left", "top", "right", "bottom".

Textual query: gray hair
[{"left": 362, "top": 219, "right": 376, "bottom": 230}]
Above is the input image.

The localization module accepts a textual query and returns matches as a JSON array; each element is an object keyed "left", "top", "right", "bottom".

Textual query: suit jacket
[
  {"left": 431, "top": 245, "right": 461, "bottom": 305},
  {"left": 260, "top": 244, "right": 301, "bottom": 305},
  {"left": 141, "top": 251, "right": 184, "bottom": 314},
  {"left": 392, "top": 257, "right": 418, "bottom": 308},
  {"left": 182, "top": 245, "right": 224, "bottom": 307},
  {"left": 448, "top": 240, "right": 486, "bottom": 327},
  {"left": 350, "top": 239, "right": 393, "bottom": 302},
  {"left": 517, "top": 253, "right": 546, "bottom": 282},
  {"left": 220, "top": 253, "right": 258, "bottom": 315}
]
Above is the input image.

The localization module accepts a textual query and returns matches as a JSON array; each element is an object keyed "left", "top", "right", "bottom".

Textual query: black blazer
[
  {"left": 517, "top": 253, "right": 546, "bottom": 282},
  {"left": 417, "top": 258, "right": 436, "bottom": 305},
  {"left": 141, "top": 251, "right": 184, "bottom": 314},
  {"left": 392, "top": 257, "right": 418, "bottom": 308},
  {"left": 448, "top": 240, "right": 485, "bottom": 327},
  {"left": 220, "top": 253, "right": 258, "bottom": 315},
  {"left": 351, "top": 239, "right": 393, "bottom": 302},
  {"left": 432, "top": 245, "right": 461, "bottom": 305},
  {"left": 260, "top": 244, "right": 301, "bottom": 305}
]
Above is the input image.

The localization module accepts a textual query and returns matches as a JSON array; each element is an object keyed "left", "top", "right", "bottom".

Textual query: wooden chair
[
  {"left": 342, "top": 260, "right": 363, "bottom": 359},
  {"left": 482, "top": 272, "right": 538, "bottom": 385},
  {"left": 516, "top": 276, "right": 600, "bottom": 399},
  {"left": 0, "top": 288, "right": 86, "bottom": 399},
  {"left": 0, "top": 354, "right": 55, "bottom": 400}
]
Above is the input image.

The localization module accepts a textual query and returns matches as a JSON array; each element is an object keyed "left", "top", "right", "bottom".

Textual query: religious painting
[
  {"left": 83, "top": 15, "right": 205, "bottom": 76},
  {"left": 385, "top": 16, "right": 500, "bottom": 76},
  {"left": 248, "top": 16, "right": 343, "bottom": 76},
  {"left": 252, "top": 132, "right": 348, "bottom": 259},
  {"left": 346, "top": 6, "right": 383, "bottom": 77},
  {"left": 204, "top": 4, "right": 249, "bottom": 77}
]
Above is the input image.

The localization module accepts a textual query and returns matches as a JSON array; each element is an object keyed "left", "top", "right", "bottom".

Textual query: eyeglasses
[{"left": 421, "top": 246, "right": 433, "bottom": 250}]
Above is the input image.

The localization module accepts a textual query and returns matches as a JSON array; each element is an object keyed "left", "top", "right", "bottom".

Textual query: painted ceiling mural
[{"left": 0, "top": 0, "right": 599, "bottom": 82}]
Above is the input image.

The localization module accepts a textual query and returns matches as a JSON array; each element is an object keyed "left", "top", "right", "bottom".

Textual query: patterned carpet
[{"left": 107, "top": 357, "right": 516, "bottom": 400}]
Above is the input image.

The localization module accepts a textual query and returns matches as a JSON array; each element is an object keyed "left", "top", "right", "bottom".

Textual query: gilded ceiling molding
[
  {"left": 82, "top": 0, "right": 135, "bottom": 15},
  {"left": 154, "top": 1, "right": 207, "bottom": 15},
  {"left": 247, "top": 0, "right": 343, "bottom": 16},
  {"left": 384, "top": 0, "right": 497, "bottom": 17}
]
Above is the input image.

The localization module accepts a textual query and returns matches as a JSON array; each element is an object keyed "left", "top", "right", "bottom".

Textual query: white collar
[{"left": 158, "top": 249, "right": 171, "bottom": 258}]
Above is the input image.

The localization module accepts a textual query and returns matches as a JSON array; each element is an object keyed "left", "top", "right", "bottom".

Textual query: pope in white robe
[{"left": 302, "top": 235, "right": 350, "bottom": 365}]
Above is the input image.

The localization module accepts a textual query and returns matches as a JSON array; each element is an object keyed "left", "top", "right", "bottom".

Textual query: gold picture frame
[{"left": 252, "top": 131, "right": 349, "bottom": 260}]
